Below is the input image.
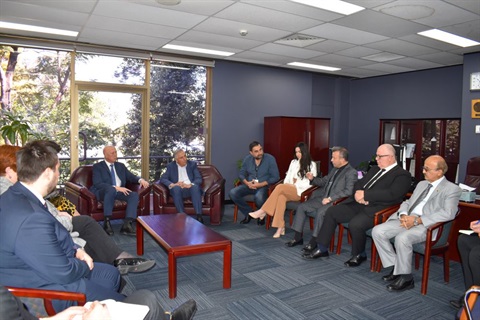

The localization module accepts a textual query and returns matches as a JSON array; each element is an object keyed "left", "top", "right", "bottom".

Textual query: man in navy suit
[
  {"left": 90, "top": 146, "right": 150, "bottom": 236},
  {"left": 160, "top": 149, "right": 204, "bottom": 223}
]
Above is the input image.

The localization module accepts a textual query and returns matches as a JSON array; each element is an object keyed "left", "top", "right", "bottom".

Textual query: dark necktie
[
  {"left": 110, "top": 164, "right": 116, "bottom": 186},
  {"left": 363, "top": 169, "right": 385, "bottom": 189},
  {"left": 324, "top": 169, "right": 338, "bottom": 197},
  {"left": 408, "top": 183, "right": 433, "bottom": 214}
]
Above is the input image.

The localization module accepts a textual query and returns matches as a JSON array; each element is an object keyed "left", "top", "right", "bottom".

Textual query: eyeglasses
[
  {"left": 422, "top": 166, "right": 439, "bottom": 172},
  {"left": 375, "top": 154, "right": 391, "bottom": 159}
]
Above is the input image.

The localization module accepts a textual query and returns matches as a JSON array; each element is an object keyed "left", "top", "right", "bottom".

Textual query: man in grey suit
[
  {"left": 372, "top": 155, "right": 461, "bottom": 292},
  {"left": 285, "top": 146, "right": 358, "bottom": 252}
]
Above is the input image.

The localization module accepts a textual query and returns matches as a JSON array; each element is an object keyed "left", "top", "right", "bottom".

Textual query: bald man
[{"left": 90, "top": 146, "right": 149, "bottom": 236}]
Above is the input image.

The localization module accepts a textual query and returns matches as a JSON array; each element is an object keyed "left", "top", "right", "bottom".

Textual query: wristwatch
[{"left": 413, "top": 217, "right": 419, "bottom": 226}]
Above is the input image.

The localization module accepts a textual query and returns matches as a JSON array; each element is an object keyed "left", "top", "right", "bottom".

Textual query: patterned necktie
[
  {"left": 408, "top": 183, "right": 433, "bottom": 214},
  {"left": 110, "top": 164, "right": 116, "bottom": 186},
  {"left": 324, "top": 169, "right": 338, "bottom": 197},
  {"left": 363, "top": 169, "right": 385, "bottom": 189}
]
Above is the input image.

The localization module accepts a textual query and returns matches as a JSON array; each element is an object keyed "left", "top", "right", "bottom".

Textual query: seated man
[
  {"left": 372, "top": 155, "right": 461, "bottom": 292},
  {"left": 302, "top": 144, "right": 412, "bottom": 267},
  {"left": 285, "top": 146, "right": 357, "bottom": 251},
  {"left": 229, "top": 141, "right": 280, "bottom": 224},
  {"left": 90, "top": 145, "right": 150, "bottom": 236},
  {"left": 160, "top": 149, "right": 204, "bottom": 223}
]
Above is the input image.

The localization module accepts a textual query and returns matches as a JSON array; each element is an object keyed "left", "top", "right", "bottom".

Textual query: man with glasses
[
  {"left": 372, "top": 155, "right": 461, "bottom": 292},
  {"left": 303, "top": 144, "right": 412, "bottom": 268}
]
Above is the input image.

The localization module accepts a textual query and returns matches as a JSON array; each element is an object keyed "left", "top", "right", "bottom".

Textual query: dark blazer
[
  {"left": 160, "top": 160, "right": 202, "bottom": 188},
  {"left": 0, "top": 183, "right": 90, "bottom": 294},
  {"left": 310, "top": 163, "right": 358, "bottom": 201},
  {"left": 344, "top": 165, "right": 412, "bottom": 214},
  {"left": 90, "top": 161, "right": 140, "bottom": 197}
]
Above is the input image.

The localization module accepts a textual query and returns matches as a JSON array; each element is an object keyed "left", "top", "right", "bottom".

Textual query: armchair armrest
[
  {"left": 299, "top": 185, "right": 319, "bottom": 202},
  {"left": 64, "top": 181, "right": 97, "bottom": 215},
  {"left": 375, "top": 204, "right": 401, "bottom": 224},
  {"left": 268, "top": 179, "right": 283, "bottom": 195},
  {"left": 203, "top": 179, "right": 225, "bottom": 206},
  {"left": 332, "top": 196, "right": 348, "bottom": 205},
  {"left": 152, "top": 183, "right": 169, "bottom": 204}
]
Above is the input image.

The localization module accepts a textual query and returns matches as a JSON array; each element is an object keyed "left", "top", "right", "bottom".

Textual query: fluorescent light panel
[
  {"left": 0, "top": 21, "right": 78, "bottom": 37},
  {"left": 288, "top": 62, "right": 341, "bottom": 72},
  {"left": 290, "top": 0, "right": 364, "bottom": 15},
  {"left": 151, "top": 64, "right": 190, "bottom": 70},
  {"left": 163, "top": 44, "right": 234, "bottom": 57},
  {"left": 418, "top": 29, "right": 480, "bottom": 48}
]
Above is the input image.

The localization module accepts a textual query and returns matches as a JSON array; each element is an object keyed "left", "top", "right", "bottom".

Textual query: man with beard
[{"left": 229, "top": 141, "right": 280, "bottom": 224}]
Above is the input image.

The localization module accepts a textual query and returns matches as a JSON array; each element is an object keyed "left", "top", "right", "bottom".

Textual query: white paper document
[
  {"left": 459, "top": 183, "right": 476, "bottom": 192},
  {"left": 459, "top": 230, "right": 475, "bottom": 235},
  {"left": 73, "top": 299, "right": 150, "bottom": 320}
]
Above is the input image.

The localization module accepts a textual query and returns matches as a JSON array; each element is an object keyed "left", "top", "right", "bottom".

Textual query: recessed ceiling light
[
  {"left": 0, "top": 21, "right": 78, "bottom": 37},
  {"left": 288, "top": 62, "right": 341, "bottom": 72},
  {"left": 418, "top": 29, "right": 480, "bottom": 48},
  {"left": 290, "top": 0, "right": 364, "bottom": 15},
  {"left": 155, "top": 0, "right": 181, "bottom": 5},
  {"left": 163, "top": 44, "right": 234, "bottom": 57}
]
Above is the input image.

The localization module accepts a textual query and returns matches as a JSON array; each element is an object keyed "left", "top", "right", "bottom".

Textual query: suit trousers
[
  {"left": 169, "top": 184, "right": 202, "bottom": 214},
  {"left": 317, "top": 202, "right": 378, "bottom": 256},
  {"left": 229, "top": 184, "right": 269, "bottom": 217},
  {"left": 291, "top": 197, "right": 331, "bottom": 238},
  {"left": 458, "top": 234, "right": 480, "bottom": 289},
  {"left": 98, "top": 186, "right": 139, "bottom": 220},
  {"left": 72, "top": 215, "right": 122, "bottom": 264},
  {"left": 261, "top": 184, "right": 300, "bottom": 228},
  {"left": 372, "top": 219, "right": 427, "bottom": 275}
]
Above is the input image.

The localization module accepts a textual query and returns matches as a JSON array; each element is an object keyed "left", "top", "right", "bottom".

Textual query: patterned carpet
[{"left": 114, "top": 205, "right": 463, "bottom": 320}]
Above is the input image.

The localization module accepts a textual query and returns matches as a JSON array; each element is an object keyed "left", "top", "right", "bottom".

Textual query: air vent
[{"left": 274, "top": 34, "right": 324, "bottom": 48}]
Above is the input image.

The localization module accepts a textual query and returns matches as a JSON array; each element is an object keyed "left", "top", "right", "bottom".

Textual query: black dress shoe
[
  {"left": 257, "top": 218, "right": 265, "bottom": 226},
  {"left": 103, "top": 218, "right": 114, "bottom": 236},
  {"left": 285, "top": 239, "right": 304, "bottom": 247},
  {"left": 114, "top": 258, "right": 156, "bottom": 275},
  {"left": 387, "top": 276, "right": 414, "bottom": 292},
  {"left": 449, "top": 296, "right": 464, "bottom": 309},
  {"left": 240, "top": 216, "right": 252, "bottom": 224},
  {"left": 302, "top": 248, "right": 329, "bottom": 260},
  {"left": 382, "top": 269, "right": 400, "bottom": 282},
  {"left": 344, "top": 254, "right": 367, "bottom": 267},
  {"left": 167, "top": 299, "right": 197, "bottom": 320},
  {"left": 196, "top": 215, "right": 204, "bottom": 224},
  {"left": 120, "top": 221, "right": 136, "bottom": 236},
  {"left": 301, "top": 243, "right": 317, "bottom": 254}
]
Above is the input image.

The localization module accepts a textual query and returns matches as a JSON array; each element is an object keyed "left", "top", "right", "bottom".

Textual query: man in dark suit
[
  {"left": 303, "top": 144, "right": 412, "bottom": 267},
  {"left": 160, "top": 149, "right": 204, "bottom": 223},
  {"left": 285, "top": 146, "right": 358, "bottom": 251},
  {"left": 373, "top": 155, "right": 461, "bottom": 292},
  {"left": 90, "top": 145, "right": 150, "bottom": 236}
]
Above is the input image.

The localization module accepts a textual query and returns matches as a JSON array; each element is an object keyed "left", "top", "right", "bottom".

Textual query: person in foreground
[
  {"left": 0, "top": 144, "right": 155, "bottom": 276},
  {"left": 249, "top": 142, "right": 317, "bottom": 238},
  {"left": 90, "top": 145, "right": 150, "bottom": 236},
  {"left": 160, "top": 149, "right": 204, "bottom": 223},
  {"left": 0, "top": 140, "right": 165, "bottom": 318},
  {"left": 0, "top": 285, "right": 197, "bottom": 320},
  {"left": 229, "top": 141, "right": 280, "bottom": 225},
  {"left": 372, "top": 155, "right": 461, "bottom": 292},
  {"left": 302, "top": 144, "right": 412, "bottom": 267},
  {"left": 285, "top": 146, "right": 357, "bottom": 251},
  {"left": 450, "top": 219, "right": 480, "bottom": 309}
]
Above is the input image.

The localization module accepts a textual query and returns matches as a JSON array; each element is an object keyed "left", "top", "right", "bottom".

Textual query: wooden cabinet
[
  {"left": 264, "top": 116, "right": 330, "bottom": 177},
  {"left": 380, "top": 119, "right": 460, "bottom": 182}
]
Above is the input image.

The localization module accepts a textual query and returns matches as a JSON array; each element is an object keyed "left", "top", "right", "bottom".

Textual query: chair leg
[
  {"left": 329, "top": 234, "right": 335, "bottom": 252},
  {"left": 443, "top": 252, "right": 450, "bottom": 283},
  {"left": 265, "top": 215, "right": 271, "bottom": 230},
  {"left": 233, "top": 205, "right": 238, "bottom": 223},
  {"left": 309, "top": 217, "right": 314, "bottom": 230},
  {"left": 421, "top": 252, "right": 431, "bottom": 295},
  {"left": 289, "top": 210, "right": 294, "bottom": 226},
  {"left": 370, "top": 240, "right": 377, "bottom": 272},
  {"left": 336, "top": 225, "right": 344, "bottom": 255}
]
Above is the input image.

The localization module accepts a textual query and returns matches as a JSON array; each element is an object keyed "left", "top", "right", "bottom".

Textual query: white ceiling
[{"left": 0, "top": 0, "right": 479, "bottom": 78}]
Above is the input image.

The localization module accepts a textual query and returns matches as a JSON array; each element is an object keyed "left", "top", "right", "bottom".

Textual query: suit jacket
[
  {"left": 342, "top": 165, "right": 412, "bottom": 214},
  {"left": 0, "top": 182, "right": 90, "bottom": 293},
  {"left": 90, "top": 161, "right": 141, "bottom": 197},
  {"left": 389, "top": 178, "right": 462, "bottom": 227},
  {"left": 310, "top": 163, "right": 358, "bottom": 202},
  {"left": 160, "top": 160, "right": 203, "bottom": 188}
]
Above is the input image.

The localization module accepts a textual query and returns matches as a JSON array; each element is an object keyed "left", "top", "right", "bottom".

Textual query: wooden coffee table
[{"left": 136, "top": 214, "right": 232, "bottom": 298}]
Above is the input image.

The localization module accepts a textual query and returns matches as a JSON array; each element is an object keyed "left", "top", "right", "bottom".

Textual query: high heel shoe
[
  {"left": 249, "top": 210, "right": 266, "bottom": 220},
  {"left": 273, "top": 227, "right": 285, "bottom": 238}
]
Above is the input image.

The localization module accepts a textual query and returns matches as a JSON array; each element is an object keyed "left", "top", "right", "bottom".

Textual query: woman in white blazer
[{"left": 250, "top": 142, "right": 317, "bottom": 238}]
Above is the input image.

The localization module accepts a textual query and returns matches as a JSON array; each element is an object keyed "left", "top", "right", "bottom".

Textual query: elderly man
[
  {"left": 229, "top": 141, "right": 280, "bottom": 225},
  {"left": 303, "top": 144, "right": 412, "bottom": 267},
  {"left": 90, "top": 146, "right": 150, "bottom": 236},
  {"left": 160, "top": 149, "right": 204, "bottom": 223},
  {"left": 285, "top": 146, "right": 357, "bottom": 251},
  {"left": 372, "top": 155, "right": 461, "bottom": 292}
]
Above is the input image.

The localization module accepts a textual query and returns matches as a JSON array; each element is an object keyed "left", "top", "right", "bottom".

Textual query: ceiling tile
[
  {"left": 177, "top": 30, "right": 263, "bottom": 50},
  {"left": 301, "top": 23, "right": 389, "bottom": 45},
  {"left": 252, "top": 43, "right": 321, "bottom": 59},
  {"left": 365, "top": 38, "right": 438, "bottom": 56}
]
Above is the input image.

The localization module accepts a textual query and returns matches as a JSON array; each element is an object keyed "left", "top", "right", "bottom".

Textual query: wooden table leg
[
  {"left": 136, "top": 221, "right": 144, "bottom": 256},
  {"left": 223, "top": 242, "right": 232, "bottom": 289},
  {"left": 168, "top": 252, "right": 177, "bottom": 298}
]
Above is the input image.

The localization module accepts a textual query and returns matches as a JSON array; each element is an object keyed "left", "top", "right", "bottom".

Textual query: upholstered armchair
[
  {"left": 64, "top": 165, "right": 151, "bottom": 221},
  {"left": 464, "top": 156, "right": 480, "bottom": 194},
  {"left": 152, "top": 164, "right": 225, "bottom": 225}
]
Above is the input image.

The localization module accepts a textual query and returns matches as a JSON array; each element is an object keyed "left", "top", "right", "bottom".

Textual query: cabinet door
[{"left": 309, "top": 118, "right": 330, "bottom": 176}]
